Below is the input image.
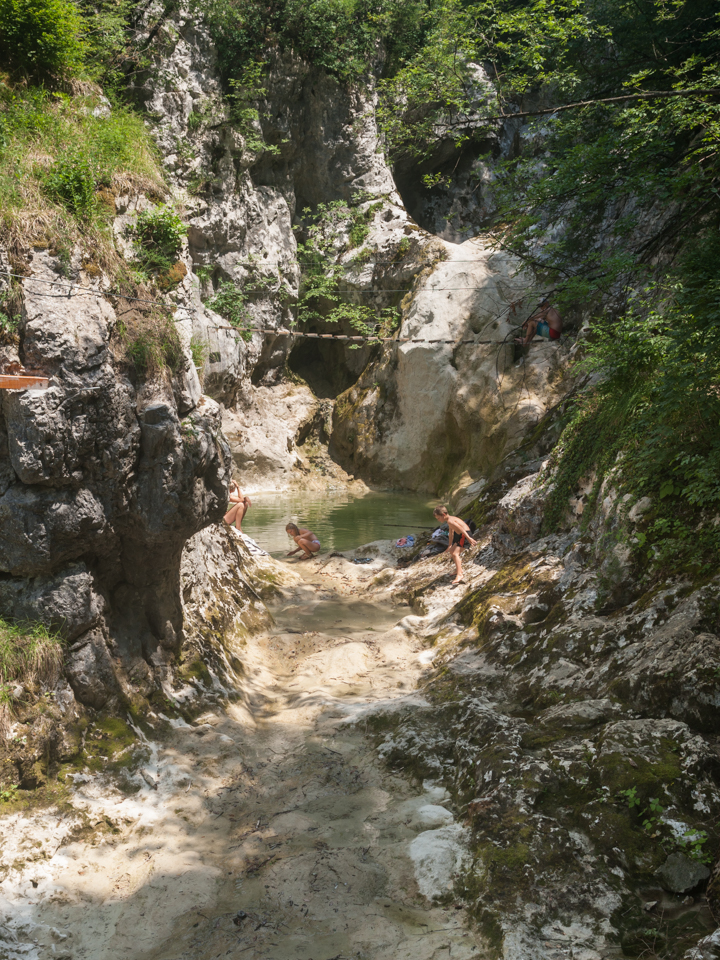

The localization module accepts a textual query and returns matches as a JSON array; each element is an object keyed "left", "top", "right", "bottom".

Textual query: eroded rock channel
[
  {"left": 1, "top": 3, "right": 719, "bottom": 958},
  {"left": 3, "top": 505, "right": 720, "bottom": 960},
  {"left": 0, "top": 552, "right": 483, "bottom": 960}
]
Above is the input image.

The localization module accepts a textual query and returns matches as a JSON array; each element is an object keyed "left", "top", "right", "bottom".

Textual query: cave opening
[
  {"left": 287, "top": 338, "right": 363, "bottom": 400},
  {"left": 392, "top": 136, "right": 502, "bottom": 243}
]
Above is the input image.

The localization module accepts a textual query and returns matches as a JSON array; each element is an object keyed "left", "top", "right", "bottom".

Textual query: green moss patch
[{"left": 66, "top": 716, "right": 137, "bottom": 775}]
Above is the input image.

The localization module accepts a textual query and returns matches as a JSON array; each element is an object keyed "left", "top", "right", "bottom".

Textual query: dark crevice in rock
[
  {"left": 392, "top": 137, "right": 499, "bottom": 243},
  {"left": 288, "top": 337, "right": 364, "bottom": 400}
]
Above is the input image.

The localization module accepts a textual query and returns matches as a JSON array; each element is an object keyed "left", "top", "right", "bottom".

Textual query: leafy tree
[
  {"left": 196, "top": 0, "right": 441, "bottom": 86},
  {"left": 0, "top": 0, "right": 85, "bottom": 80},
  {"left": 378, "top": 0, "right": 720, "bottom": 298}
]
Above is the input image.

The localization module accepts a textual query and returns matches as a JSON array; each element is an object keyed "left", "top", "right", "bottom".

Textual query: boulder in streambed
[
  {"left": 409, "top": 823, "right": 471, "bottom": 900},
  {"left": 655, "top": 852, "right": 710, "bottom": 894}
]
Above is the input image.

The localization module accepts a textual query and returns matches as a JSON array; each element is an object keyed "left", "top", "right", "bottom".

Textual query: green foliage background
[
  {"left": 196, "top": 0, "right": 439, "bottom": 85},
  {"left": 0, "top": 0, "right": 85, "bottom": 81}
]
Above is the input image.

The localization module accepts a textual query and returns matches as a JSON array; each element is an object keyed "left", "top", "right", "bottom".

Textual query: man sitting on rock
[
  {"left": 515, "top": 298, "right": 562, "bottom": 345},
  {"left": 224, "top": 480, "right": 251, "bottom": 531}
]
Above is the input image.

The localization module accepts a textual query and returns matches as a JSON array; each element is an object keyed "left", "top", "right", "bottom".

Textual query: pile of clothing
[
  {"left": 417, "top": 518, "right": 478, "bottom": 559},
  {"left": 395, "top": 518, "right": 478, "bottom": 569},
  {"left": 395, "top": 534, "right": 416, "bottom": 548},
  {"left": 416, "top": 525, "right": 449, "bottom": 558}
]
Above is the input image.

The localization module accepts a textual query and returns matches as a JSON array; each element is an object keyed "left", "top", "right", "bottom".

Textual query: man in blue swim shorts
[{"left": 515, "top": 299, "right": 562, "bottom": 345}]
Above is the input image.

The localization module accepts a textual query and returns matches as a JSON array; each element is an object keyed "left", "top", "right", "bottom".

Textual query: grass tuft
[
  {"left": 114, "top": 306, "right": 185, "bottom": 379},
  {"left": 0, "top": 618, "right": 64, "bottom": 734}
]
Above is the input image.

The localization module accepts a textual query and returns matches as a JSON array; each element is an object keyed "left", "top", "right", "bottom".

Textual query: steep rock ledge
[{"left": 0, "top": 242, "right": 230, "bottom": 712}]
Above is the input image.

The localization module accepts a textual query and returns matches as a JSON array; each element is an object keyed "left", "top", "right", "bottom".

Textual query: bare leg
[
  {"left": 449, "top": 545, "right": 464, "bottom": 583},
  {"left": 296, "top": 537, "right": 320, "bottom": 560},
  {"left": 523, "top": 319, "right": 538, "bottom": 344},
  {"left": 236, "top": 497, "right": 250, "bottom": 531},
  {"left": 224, "top": 502, "right": 243, "bottom": 528}
]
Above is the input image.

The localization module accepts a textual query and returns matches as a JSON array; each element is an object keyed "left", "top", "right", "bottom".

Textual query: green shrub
[
  {"left": 43, "top": 149, "right": 98, "bottom": 217},
  {"left": 0, "top": 281, "right": 22, "bottom": 343},
  {"left": 294, "top": 199, "right": 399, "bottom": 340},
  {"left": 116, "top": 309, "right": 185, "bottom": 378},
  {"left": 79, "top": 0, "right": 141, "bottom": 88},
  {"left": 0, "top": 0, "right": 85, "bottom": 81},
  {"left": 348, "top": 219, "right": 370, "bottom": 249},
  {"left": 227, "top": 62, "right": 282, "bottom": 156},
  {"left": 189, "top": 333, "right": 209, "bottom": 371},
  {"left": 544, "top": 235, "right": 720, "bottom": 576},
  {"left": 205, "top": 280, "right": 253, "bottom": 341},
  {"left": 130, "top": 205, "right": 187, "bottom": 273}
]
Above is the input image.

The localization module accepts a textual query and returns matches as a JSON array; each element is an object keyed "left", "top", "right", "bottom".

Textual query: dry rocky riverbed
[
  {"left": 0, "top": 557, "right": 483, "bottom": 960},
  {"left": 3, "top": 496, "right": 720, "bottom": 960}
]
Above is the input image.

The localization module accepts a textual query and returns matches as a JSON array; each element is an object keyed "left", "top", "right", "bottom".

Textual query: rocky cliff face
[
  {"left": 0, "top": 242, "right": 231, "bottom": 710},
  {"left": 127, "top": 13, "right": 573, "bottom": 499}
]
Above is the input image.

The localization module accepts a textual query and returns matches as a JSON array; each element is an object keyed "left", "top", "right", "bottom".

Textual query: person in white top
[{"left": 224, "top": 480, "right": 251, "bottom": 531}]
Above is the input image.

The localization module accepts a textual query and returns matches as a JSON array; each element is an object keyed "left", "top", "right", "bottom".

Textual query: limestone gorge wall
[
  {"left": 0, "top": 9, "right": 572, "bottom": 714},
  {"left": 130, "top": 13, "right": 573, "bottom": 498}
]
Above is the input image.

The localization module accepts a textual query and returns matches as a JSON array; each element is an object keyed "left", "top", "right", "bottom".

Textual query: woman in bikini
[
  {"left": 433, "top": 505, "right": 477, "bottom": 586},
  {"left": 224, "top": 480, "right": 251, "bottom": 531},
  {"left": 286, "top": 523, "right": 321, "bottom": 561}
]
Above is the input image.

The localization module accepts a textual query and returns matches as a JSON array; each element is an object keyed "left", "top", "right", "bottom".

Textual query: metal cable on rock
[
  {"left": 1, "top": 269, "right": 527, "bottom": 301},
  {"left": 1, "top": 269, "right": 561, "bottom": 347}
]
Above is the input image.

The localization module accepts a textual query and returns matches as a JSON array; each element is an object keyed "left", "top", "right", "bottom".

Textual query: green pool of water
[{"left": 242, "top": 489, "right": 436, "bottom": 558}]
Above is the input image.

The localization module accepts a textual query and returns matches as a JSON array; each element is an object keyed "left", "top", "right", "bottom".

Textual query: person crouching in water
[
  {"left": 286, "top": 523, "right": 321, "bottom": 561},
  {"left": 433, "top": 505, "right": 476, "bottom": 586}
]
